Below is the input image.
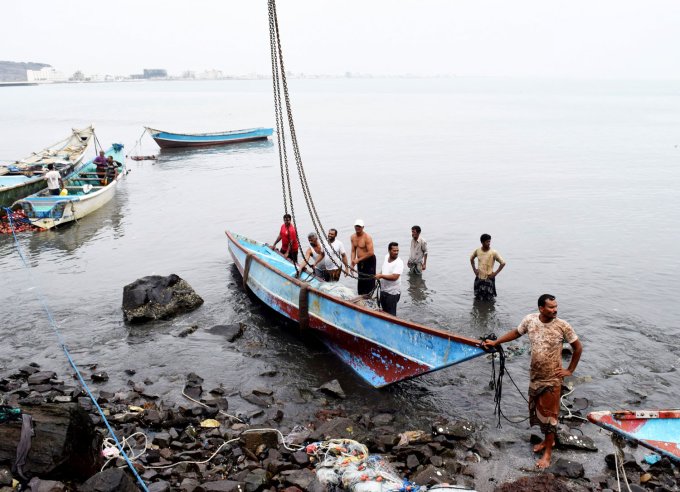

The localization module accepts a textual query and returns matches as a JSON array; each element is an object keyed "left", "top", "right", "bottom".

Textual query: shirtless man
[{"left": 350, "top": 219, "right": 376, "bottom": 295}]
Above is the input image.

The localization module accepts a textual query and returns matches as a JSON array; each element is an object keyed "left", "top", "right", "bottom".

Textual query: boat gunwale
[
  {"left": 225, "top": 230, "right": 484, "bottom": 349},
  {"left": 145, "top": 127, "right": 273, "bottom": 138}
]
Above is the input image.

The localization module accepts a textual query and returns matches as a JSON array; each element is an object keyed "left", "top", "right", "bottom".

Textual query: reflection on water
[
  {"left": 25, "top": 198, "right": 125, "bottom": 254},
  {"left": 470, "top": 299, "right": 497, "bottom": 335},
  {"left": 157, "top": 139, "right": 274, "bottom": 163},
  {"left": 407, "top": 272, "right": 430, "bottom": 306}
]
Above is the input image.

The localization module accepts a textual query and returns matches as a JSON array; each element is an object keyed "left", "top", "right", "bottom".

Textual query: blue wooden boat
[
  {"left": 15, "top": 144, "right": 125, "bottom": 230},
  {"left": 146, "top": 127, "right": 273, "bottom": 149},
  {"left": 588, "top": 410, "right": 680, "bottom": 463},
  {"left": 225, "top": 231, "right": 486, "bottom": 388},
  {"left": 0, "top": 127, "right": 94, "bottom": 210}
]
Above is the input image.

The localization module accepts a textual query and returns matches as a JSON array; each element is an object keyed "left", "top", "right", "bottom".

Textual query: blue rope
[{"left": 3, "top": 207, "right": 149, "bottom": 492}]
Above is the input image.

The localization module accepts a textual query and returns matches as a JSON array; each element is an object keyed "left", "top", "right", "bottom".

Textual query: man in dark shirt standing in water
[{"left": 350, "top": 219, "right": 376, "bottom": 295}]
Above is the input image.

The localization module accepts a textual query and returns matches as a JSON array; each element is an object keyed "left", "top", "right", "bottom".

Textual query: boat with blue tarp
[
  {"left": 0, "top": 127, "right": 94, "bottom": 210},
  {"left": 14, "top": 144, "right": 126, "bottom": 230},
  {"left": 225, "top": 231, "right": 487, "bottom": 388},
  {"left": 146, "top": 127, "right": 273, "bottom": 149}
]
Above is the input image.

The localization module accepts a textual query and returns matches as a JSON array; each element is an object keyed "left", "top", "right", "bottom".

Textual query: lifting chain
[{"left": 267, "top": 0, "right": 376, "bottom": 282}]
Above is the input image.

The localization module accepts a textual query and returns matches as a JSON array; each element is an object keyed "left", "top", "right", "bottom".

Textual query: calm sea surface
[{"left": 1, "top": 78, "right": 679, "bottom": 483}]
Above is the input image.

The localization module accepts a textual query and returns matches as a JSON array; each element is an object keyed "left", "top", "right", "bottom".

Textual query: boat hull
[
  {"left": 0, "top": 127, "right": 94, "bottom": 209},
  {"left": 588, "top": 410, "right": 680, "bottom": 463},
  {"left": 15, "top": 144, "right": 125, "bottom": 230},
  {"left": 226, "top": 231, "right": 485, "bottom": 387},
  {"left": 147, "top": 127, "right": 273, "bottom": 149}
]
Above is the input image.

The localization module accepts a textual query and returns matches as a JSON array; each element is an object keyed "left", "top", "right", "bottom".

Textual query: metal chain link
[{"left": 268, "top": 0, "right": 377, "bottom": 281}]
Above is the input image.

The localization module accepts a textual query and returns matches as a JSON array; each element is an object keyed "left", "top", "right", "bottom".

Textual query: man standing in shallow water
[
  {"left": 350, "top": 219, "right": 376, "bottom": 295},
  {"left": 470, "top": 233, "right": 506, "bottom": 301},
  {"left": 483, "top": 294, "right": 583, "bottom": 469}
]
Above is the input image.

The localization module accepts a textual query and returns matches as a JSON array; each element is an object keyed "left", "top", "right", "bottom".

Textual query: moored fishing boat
[
  {"left": 146, "top": 127, "right": 273, "bottom": 149},
  {"left": 0, "top": 126, "right": 94, "bottom": 209},
  {"left": 225, "top": 231, "right": 486, "bottom": 388},
  {"left": 588, "top": 409, "right": 680, "bottom": 463},
  {"left": 14, "top": 144, "right": 126, "bottom": 230}
]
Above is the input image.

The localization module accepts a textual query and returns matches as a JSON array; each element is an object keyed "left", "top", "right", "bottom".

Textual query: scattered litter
[{"left": 199, "top": 419, "right": 221, "bottom": 428}]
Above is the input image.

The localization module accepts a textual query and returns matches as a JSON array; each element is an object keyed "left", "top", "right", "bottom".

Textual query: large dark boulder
[
  {"left": 122, "top": 274, "right": 204, "bottom": 323},
  {"left": 0, "top": 403, "right": 101, "bottom": 480}
]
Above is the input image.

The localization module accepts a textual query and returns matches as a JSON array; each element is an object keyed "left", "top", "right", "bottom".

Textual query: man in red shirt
[{"left": 272, "top": 214, "right": 299, "bottom": 263}]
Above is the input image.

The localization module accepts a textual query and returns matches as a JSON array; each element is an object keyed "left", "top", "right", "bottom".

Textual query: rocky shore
[{"left": 1, "top": 349, "right": 679, "bottom": 492}]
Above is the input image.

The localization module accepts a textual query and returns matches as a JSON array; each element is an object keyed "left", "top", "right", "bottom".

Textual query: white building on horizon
[{"left": 26, "top": 67, "right": 67, "bottom": 82}]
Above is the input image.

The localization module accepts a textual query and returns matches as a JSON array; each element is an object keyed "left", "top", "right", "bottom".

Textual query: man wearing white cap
[{"left": 350, "top": 219, "right": 376, "bottom": 295}]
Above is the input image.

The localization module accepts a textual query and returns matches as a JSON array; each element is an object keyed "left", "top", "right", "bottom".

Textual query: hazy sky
[{"left": 3, "top": 0, "right": 680, "bottom": 79}]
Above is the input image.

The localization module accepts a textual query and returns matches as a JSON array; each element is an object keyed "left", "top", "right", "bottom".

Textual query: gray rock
[
  {"left": 240, "top": 392, "right": 269, "bottom": 407},
  {"left": 0, "top": 467, "right": 11, "bottom": 487},
  {"left": 242, "top": 429, "right": 279, "bottom": 453},
  {"left": 147, "top": 481, "right": 170, "bottom": 492},
  {"left": 432, "top": 420, "right": 475, "bottom": 439},
  {"left": 312, "top": 417, "right": 355, "bottom": 440},
  {"left": 27, "top": 478, "right": 66, "bottom": 492},
  {"left": 411, "top": 465, "right": 448, "bottom": 486},
  {"left": 372, "top": 413, "right": 394, "bottom": 426},
  {"left": 122, "top": 274, "right": 204, "bottom": 323},
  {"left": 291, "top": 450, "right": 309, "bottom": 466},
  {"left": 208, "top": 324, "right": 245, "bottom": 342},
  {"left": 152, "top": 432, "right": 171, "bottom": 448},
  {"left": 406, "top": 454, "right": 420, "bottom": 469},
  {"left": 179, "top": 478, "right": 200, "bottom": 492},
  {"left": 91, "top": 372, "right": 108, "bottom": 382},
  {"left": 280, "top": 469, "right": 316, "bottom": 490},
  {"left": 200, "top": 481, "right": 245, "bottom": 492},
  {"left": 27, "top": 371, "right": 56, "bottom": 385},
  {"left": 556, "top": 430, "right": 597, "bottom": 451},
  {"left": 547, "top": 458, "right": 585, "bottom": 478},
  {"left": 243, "top": 469, "right": 268, "bottom": 492},
  {"left": 316, "top": 380, "right": 345, "bottom": 399},
  {"left": 78, "top": 468, "right": 138, "bottom": 492}
]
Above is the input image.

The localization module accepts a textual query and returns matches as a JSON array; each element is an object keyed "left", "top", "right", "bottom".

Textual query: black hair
[
  {"left": 47, "top": 163, "right": 55, "bottom": 170},
  {"left": 329, "top": 228, "right": 337, "bottom": 235},
  {"left": 283, "top": 214, "right": 292, "bottom": 220},
  {"left": 388, "top": 242, "right": 399, "bottom": 251},
  {"left": 480, "top": 233, "right": 491, "bottom": 243},
  {"left": 538, "top": 294, "right": 556, "bottom": 308},
  {"left": 412, "top": 225, "right": 421, "bottom": 233}
]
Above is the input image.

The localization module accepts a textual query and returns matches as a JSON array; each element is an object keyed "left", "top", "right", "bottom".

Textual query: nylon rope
[{"left": 2, "top": 207, "right": 149, "bottom": 492}]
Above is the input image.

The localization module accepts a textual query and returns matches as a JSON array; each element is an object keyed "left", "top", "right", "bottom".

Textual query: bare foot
[
  {"left": 533, "top": 441, "right": 546, "bottom": 453},
  {"left": 535, "top": 445, "right": 553, "bottom": 469}
]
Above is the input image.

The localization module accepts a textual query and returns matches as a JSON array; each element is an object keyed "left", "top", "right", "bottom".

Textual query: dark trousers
[
  {"left": 49, "top": 188, "right": 60, "bottom": 196},
  {"left": 357, "top": 255, "right": 376, "bottom": 295},
  {"left": 380, "top": 291, "right": 400, "bottom": 316}
]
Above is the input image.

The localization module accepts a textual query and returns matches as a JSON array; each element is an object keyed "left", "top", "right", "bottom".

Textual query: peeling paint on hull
[
  {"left": 226, "top": 231, "right": 486, "bottom": 388},
  {"left": 588, "top": 410, "right": 680, "bottom": 463}
]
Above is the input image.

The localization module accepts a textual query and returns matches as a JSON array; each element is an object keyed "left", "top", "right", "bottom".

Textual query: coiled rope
[{"left": 3, "top": 207, "right": 149, "bottom": 492}]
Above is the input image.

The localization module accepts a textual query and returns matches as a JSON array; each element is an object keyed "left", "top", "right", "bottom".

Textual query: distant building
[
  {"left": 143, "top": 69, "right": 167, "bottom": 79},
  {"left": 26, "top": 67, "right": 67, "bottom": 82},
  {"left": 197, "top": 69, "right": 223, "bottom": 80}
]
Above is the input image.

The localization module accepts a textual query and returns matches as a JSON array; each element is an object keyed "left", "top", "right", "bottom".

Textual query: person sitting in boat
[
  {"left": 94, "top": 151, "right": 108, "bottom": 184},
  {"left": 302, "top": 232, "right": 325, "bottom": 278},
  {"left": 271, "top": 214, "right": 299, "bottom": 263},
  {"left": 104, "top": 155, "right": 121, "bottom": 185},
  {"left": 44, "top": 163, "right": 64, "bottom": 196}
]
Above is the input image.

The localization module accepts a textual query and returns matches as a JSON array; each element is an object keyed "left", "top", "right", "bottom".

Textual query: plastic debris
[
  {"left": 200, "top": 419, "right": 221, "bottom": 428},
  {"left": 644, "top": 454, "right": 661, "bottom": 465},
  {"left": 307, "top": 438, "right": 477, "bottom": 491}
]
